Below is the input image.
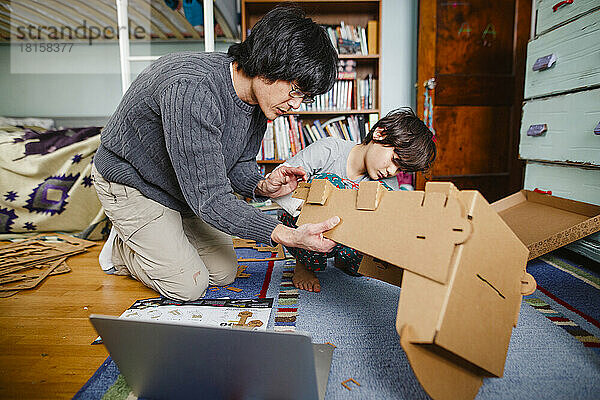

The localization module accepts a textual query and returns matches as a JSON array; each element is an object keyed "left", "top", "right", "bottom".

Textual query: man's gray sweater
[{"left": 94, "top": 52, "right": 280, "bottom": 244}]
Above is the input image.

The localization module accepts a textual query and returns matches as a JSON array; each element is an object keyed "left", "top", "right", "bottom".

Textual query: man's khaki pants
[{"left": 92, "top": 166, "right": 237, "bottom": 301}]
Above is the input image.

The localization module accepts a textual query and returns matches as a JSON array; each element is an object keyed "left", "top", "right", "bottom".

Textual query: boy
[{"left": 273, "top": 108, "right": 436, "bottom": 292}]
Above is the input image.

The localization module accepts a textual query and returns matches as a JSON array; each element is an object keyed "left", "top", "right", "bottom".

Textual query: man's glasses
[{"left": 289, "top": 83, "right": 315, "bottom": 104}]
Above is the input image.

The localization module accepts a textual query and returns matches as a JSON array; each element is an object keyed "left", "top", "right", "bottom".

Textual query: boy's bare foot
[{"left": 292, "top": 262, "right": 321, "bottom": 292}]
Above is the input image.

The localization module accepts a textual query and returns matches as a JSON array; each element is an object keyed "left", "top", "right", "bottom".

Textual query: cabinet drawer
[
  {"left": 524, "top": 10, "right": 600, "bottom": 99},
  {"left": 535, "top": 0, "right": 600, "bottom": 36},
  {"left": 524, "top": 161, "right": 600, "bottom": 205},
  {"left": 520, "top": 88, "right": 600, "bottom": 166}
]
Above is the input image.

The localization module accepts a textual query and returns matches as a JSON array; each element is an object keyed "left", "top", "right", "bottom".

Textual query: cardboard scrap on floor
[
  {"left": 232, "top": 238, "right": 287, "bottom": 261},
  {"left": 236, "top": 265, "right": 251, "bottom": 278},
  {"left": 0, "top": 233, "right": 95, "bottom": 297}
]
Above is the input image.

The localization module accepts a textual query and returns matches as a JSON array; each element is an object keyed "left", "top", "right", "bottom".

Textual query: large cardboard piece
[
  {"left": 291, "top": 180, "right": 599, "bottom": 399},
  {"left": 491, "top": 190, "right": 600, "bottom": 259}
]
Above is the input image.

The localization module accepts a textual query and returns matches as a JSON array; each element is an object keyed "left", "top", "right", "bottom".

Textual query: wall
[
  {"left": 380, "top": 0, "right": 418, "bottom": 115},
  {"left": 0, "top": 0, "right": 418, "bottom": 119},
  {"left": 0, "top": 41, "right": 230, "bottom": 118}
]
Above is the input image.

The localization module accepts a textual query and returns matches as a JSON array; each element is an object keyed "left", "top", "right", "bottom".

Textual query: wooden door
[{"left": 416, "top": 0, "right": 531, "bottom": 202}]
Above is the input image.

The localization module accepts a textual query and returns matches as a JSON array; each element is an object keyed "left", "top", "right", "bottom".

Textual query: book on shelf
[
  {"left": 299, "top": 77, "right": 375, "bottom": 112},
  {"left": 312, "top": 119, "right": 327, "bottom": 139},
  {"left": 296, "top": 119, "right": 306, "bottom": 150},
  {"left": 322, "top": 116, "right": 345, "bottom": 140},
  {"left": 295, "top": 60, "right": 376, "bottom": 112},
  {"left": 367, "top": 20, "right": 378, "bottom": 55},
  {"left": 257, "top": 113, "right": 381, "bottom": 163},
  {"left": 261, "top": 120, "right": 275, "bottom": 160},
  {"left": 357, "top": 114, "right": 367, "bottom": 142},
  {"left": 322, "top": 21, "right": 375, "bottom": 56}
]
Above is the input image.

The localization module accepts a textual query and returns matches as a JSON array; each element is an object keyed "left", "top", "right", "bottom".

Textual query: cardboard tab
[
  {"left": 358, "top": 255, "right": 403, "bottom": 287},
  {"left": 306, "top": 179, "right": 333, "bottom": 205},
  {"left": 356, "top": 181, "right": 385, "bottom": 210},
  {"left": 520, "top": 272, "right": 536, "bottom": 296},
  {"left": 292, "top": 182, "right": 311, "bottom": 201},
  {"left": 424, "top": 181, "right": 461, "bottom": 196}
]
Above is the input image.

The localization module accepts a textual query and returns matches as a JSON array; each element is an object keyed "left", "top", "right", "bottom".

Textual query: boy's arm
[
  {"left": 271, "top": 137, "right": 336, "bottom": 216},
  {"left": 270, "top": 162, "right": 305, "bottom": 217}
]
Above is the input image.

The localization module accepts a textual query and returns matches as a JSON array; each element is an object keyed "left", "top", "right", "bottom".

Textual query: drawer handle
[
  {"left": 553, "top": 0, "right": 573, "bottom": 12},
  {"left": 527, "top": 124, "right": 547, "bottom": 136},
  {"left": 595, "top": 121, "right": 600, "bottom": 135},
  {"left": 534, "top": 188, "right": 553, "bottom": 195},
  {"left": 533, "top": 54, "right": 557, "bottom": 71}
]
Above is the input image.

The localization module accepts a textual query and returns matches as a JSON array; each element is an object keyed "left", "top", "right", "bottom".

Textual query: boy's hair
[
  {"left": 228, "top": 5, "right": 338, "bottom": 96},
  {"left": 363, "top": 108, "right": 437, "bottom": 172}
]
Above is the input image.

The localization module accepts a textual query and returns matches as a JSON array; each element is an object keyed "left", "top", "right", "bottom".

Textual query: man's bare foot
[{"left": 292, "top": 262, "right": 321, "bottom": 292}]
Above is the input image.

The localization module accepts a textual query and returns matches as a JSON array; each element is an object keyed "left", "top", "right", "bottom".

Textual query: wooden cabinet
[
  {"left": 241, "top": 0, "right": 382, "bottom": 171},
  {"left": 520, "top": 5, "right": 600, "bottom": 205},
  {"left": 415, "top": 0, "right": 532, "bottom": 202}
]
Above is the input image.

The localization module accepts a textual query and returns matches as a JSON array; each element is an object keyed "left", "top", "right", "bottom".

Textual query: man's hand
[
  {"left": 256, "top": 166, "right": 306, "bottom": 198},
  {"left": 271, "top": 216, "right": 340, "bottom": 253}
]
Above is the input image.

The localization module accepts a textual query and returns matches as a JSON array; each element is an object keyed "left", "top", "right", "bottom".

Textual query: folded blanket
[{"left": 0, "top": 125, "right": 107, "bottom": 239}]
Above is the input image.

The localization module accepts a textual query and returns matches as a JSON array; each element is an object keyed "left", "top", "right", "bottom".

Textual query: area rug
[{"left": 74, "top": 251, "right": 600, "bottom": 400}]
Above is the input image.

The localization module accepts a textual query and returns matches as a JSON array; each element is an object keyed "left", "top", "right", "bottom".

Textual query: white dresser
[{"left": 520, "top": 0, "right": 600, "bottom": 206}]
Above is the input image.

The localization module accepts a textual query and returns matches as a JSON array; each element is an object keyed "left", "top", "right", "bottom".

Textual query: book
[
  {"left": 367, "top": 20, "right": 378, "bottom": 55},
  {"left": 313, "top": 119, "right": 327, "bottom": 139},
  {"left": 350, "top": 116, "right": 362, "bottom": 143},
  {"left": 310, "top": 125, "right": 321, "bottom": 142},
  {"left": 257, "top": 120, "right": 276, "bottom": 161},
  {"left": 323, "top": 115, "right": 346, "bottom": 130},
  {"left": 321, "top": 22, "right": 367, "bottom": 55},
  {"left": 289, "top": 115, "right": 303, "bottom": 154},
  {"left": 302, "top": 124, "right": 313, "bottom": 145},
  {"left": 357, "top": 114, "right": 367, "bottom": 142},
  {"left": 346, "top": 116, "right": 356, "bottom": 142},
  {"left": 285, "top": 117, "right": 296, "bottom": 156},
  {"left": 369, "top": 113, "right": 379, "bottom": 132},
  {"left": 337, "top": 38, "right": 361, "bottom": 54},
  {"left": 360, "top": 26, "right": 368, "bottom": 55},
  {"left": 276, "top": 117, "right": 291, "bottom": 160},
  {"left": 339, "top": 120, "right": 351, "bottom": 141},
  {"left": 366, "top": 78, "right": 370, "bottom": 109},
  {"left": 347, "top": 80, "right": 353, "bottom": 110},
  {"left": 297, "top": 120, "right": 306, "bottom": 150},
  {"left": 325, "top": 124, "right": 338, "bottom": 139},
  {"left": 305, "top": 123, "right": 318, "bottom": 143}
]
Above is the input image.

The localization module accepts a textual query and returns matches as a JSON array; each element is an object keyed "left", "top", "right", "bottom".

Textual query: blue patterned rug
[{"left": 74, "top": 251, "right": 600, "bottom": 399}]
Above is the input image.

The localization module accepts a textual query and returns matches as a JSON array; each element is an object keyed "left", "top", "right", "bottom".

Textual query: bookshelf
[{"left": 241, "top": 0, "right": 382, "bottom": 173}]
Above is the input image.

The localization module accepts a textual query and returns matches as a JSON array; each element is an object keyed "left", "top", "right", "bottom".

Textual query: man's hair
[
  {"left": 363, "top": 108, "right": 437, "bottom": 172},
  {"left": 228, "top": 5, "right": 338, "bottom": 96}
]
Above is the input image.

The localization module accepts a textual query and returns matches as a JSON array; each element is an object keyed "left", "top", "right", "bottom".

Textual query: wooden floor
[{"left": 0, "top": 240, "right": 157, "bottom": 399}]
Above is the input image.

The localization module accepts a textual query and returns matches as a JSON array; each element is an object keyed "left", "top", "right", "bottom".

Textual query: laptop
[{"left": 90, "top": 315, "right": 334, "bottom": 400}]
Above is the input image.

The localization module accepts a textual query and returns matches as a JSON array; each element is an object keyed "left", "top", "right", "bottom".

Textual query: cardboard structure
[{"left": 292, "top": 180, "right": 600, "bottom": 400}]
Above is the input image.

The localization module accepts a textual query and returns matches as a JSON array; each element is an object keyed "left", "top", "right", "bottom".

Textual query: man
[{"left": 92, "top": 5, "right": 340, "bottom": 301}]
